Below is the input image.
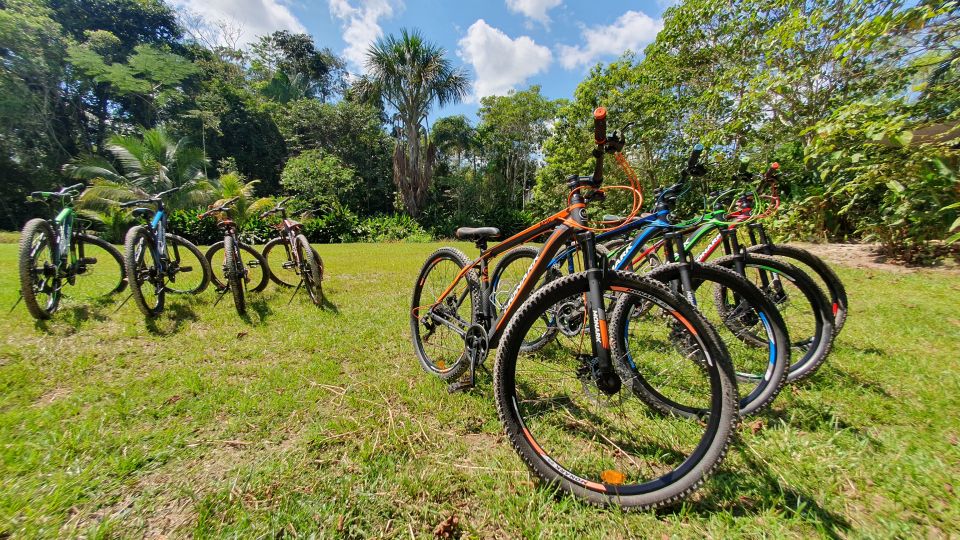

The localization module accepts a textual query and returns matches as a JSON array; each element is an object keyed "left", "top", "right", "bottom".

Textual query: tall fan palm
[
  {"left": 357, "top": 29, "right": 470, "bottom": 216},
  {"left": 64, "top": 127, "right": 214, "bottom": 211}
]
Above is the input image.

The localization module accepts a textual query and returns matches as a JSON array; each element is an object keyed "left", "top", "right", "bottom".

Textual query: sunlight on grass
[{"left": 0, "top": 242, "right": 958, "bottom": 537}]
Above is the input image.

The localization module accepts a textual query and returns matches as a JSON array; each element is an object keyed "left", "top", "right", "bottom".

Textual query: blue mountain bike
[{"left": 121, "top": 186, "right": 211, "bottom": 317}]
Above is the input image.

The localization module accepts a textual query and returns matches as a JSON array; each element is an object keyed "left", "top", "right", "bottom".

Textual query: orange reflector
[
  {"left": 601, "top": 469, "right": 626, "bottom": 485},
  {"left": 437, "top": 360, "right": 446, "bottom": 370}
]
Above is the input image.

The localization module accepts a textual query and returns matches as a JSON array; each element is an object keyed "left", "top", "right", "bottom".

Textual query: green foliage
[
  {"left": 358, "top": 214, "right": 432, "bottom": 243},
  {"left": 535, "top": 0, "right": 960, "bottom": 259},
  {"left": 280, "top": 150, "right": 359, "bottom": 211},
  {"left": 274, "top": 99, "right": 393, "bottom": 214}
]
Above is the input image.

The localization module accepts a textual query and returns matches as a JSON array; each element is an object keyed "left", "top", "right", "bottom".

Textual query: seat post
[{"left": 475, "top": 239, "right": 488, "bottom": 252}]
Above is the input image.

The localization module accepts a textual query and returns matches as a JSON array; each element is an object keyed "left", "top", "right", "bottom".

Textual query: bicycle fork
[{"left": 579, "top": 232, "right": 621, "bottom": 395}]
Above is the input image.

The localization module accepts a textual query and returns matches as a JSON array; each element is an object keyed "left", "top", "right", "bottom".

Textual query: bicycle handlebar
[
  {"left": 592, "top": 107, "right": 607, "bottom": 184},
  {"left": 259, "top": 196, "right": 293, "bottom": 218},
  {"left": 199, "top": 196, "right": 241, "bottom": 219}
]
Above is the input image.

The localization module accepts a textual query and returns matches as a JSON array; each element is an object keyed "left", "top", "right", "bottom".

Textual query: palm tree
[
  {"left": 210, "top": 172, "right": 274, "bottom": 229},
  {"left": 357, "top": 29, "right": 470, "bottom": 217},
  {"left": 64, "top": 127, "right": 215, "bottom": 210}
]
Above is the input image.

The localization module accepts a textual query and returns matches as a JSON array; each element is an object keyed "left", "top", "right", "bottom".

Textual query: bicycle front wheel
[
  {"left": 494, "top": 271, "right": 738, "bottom": 509},
  {"left": 296, "top": 234, "right": 323, "bottom": 305},
  {"left": 223, "top": 236, "right": 246, "bottom": 316},
  {"left": 18, "top": 219, "right": 61, "bottom": 320},
  {"left": 124, "top": 225, "right": 165, "bottom": 317}
]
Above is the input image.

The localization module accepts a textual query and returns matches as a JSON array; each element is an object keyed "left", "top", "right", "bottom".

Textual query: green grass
[{"left": 0, "top": 241, "right": 958, "bottom": 538}]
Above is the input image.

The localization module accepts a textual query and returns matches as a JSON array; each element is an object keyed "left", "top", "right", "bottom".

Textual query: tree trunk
[{"left": 392, "top": 118, "right": 435, "bottom": 217}]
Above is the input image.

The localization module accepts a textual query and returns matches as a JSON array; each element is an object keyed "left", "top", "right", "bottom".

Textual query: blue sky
[{"left": 173, "top": 0, "right": 672, "bottom": 120}]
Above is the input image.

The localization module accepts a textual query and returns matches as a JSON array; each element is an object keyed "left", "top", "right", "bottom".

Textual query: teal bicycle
[{"left": 17, "top": 183, "right": 127, "bottom": 320}]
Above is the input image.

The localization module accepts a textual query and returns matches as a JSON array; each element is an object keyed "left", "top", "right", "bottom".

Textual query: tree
[
  {"left": 274, "top": 99, "right": 393, "bottom": 215},
  {"left": 210, "top": 172, "right": 273, "bottom": 229},
  {"left": 358, "top": 29, "right": 470, "bottom": 217},
  {"left": 64, "top": 127, "right": 214, "bottom": 210},
  {"left": 431, "top": 115, "right": 475, "bottom": 170},
  {"left": 280, "top": 150, "right": 359, "bottom": 211},
  {"left": 251, "top": 31, "right": 347, "bottom": 103}
]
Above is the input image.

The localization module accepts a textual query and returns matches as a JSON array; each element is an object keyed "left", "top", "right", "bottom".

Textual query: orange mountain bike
[{"left": 410, "top": 109, "right": 738, "bottom": 509}]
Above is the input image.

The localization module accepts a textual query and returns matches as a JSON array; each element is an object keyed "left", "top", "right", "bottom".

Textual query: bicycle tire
[
  {"left": 712, "top": 253, "right": 834, "bottom": 382},
  {"left": 494, "top": 271, "right": 738, "bottom": 509},
  {"left": 296, "top": 234, "right": 322, "bottom": 305},
  {"left": 224, "top": 235, "right": 246, "bottom": 316},
  {"left": 205, "top": 241, "right": 269, "bottom": 293},
  {"left": 490, "top": 246, "right": 558, "bottom": 352},
  {"left": 18, "top": 218, "right": 60, "bottom": 320},
  {"left": 746, "top": 243, "right": 848, "bottom": 335},
  {"left": 620, "top": 262, "right": 790, "bottom": 415},
  {"left": 124, "top": 225, "right": 165, "bottom": 317},
  {"left": 262, "top": 237, "right": 296, "bottom": 287},
  {"left": 163, "top": 234, "right": 211, "bottom": 295},
  {"left": 410, "top": 247, "right": 481, "bottom": 381},
  {"left": 75, "top": 233, "right": 127, "bottom": 295}
]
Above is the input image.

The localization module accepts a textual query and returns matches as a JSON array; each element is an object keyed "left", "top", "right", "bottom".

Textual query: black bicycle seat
[{"left": 455, "top": 227, "right": 500, "bottom": 240}]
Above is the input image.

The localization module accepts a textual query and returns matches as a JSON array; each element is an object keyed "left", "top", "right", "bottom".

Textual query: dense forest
[{"left": 1, "top": 0, "right": 957, "bottom": 261}]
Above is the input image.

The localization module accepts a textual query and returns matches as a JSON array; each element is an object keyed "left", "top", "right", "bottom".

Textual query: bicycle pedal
[
  {"left": 80, "top": 257, "right": 97, "bottom": 264},
  {"left": 180, "top": 266, "right": 193, "bottom": 272},
  {"left": 282, "top": 261, "right": 296, "bottom": 269},
  {"left": 447, "top": 379, "right": 475, "bottom": 393}
]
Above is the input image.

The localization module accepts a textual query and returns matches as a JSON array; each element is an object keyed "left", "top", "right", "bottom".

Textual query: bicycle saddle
[{"left": 455, "top": 227, "right": 500, "bottom": 240}]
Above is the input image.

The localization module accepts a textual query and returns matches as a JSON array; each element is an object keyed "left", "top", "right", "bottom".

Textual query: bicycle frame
[
  {"left": 53, "top": 207, "right": 76, "bottom": 266},
  {"left": 417, "top": 200, "right": 606, "bottom": 352}
]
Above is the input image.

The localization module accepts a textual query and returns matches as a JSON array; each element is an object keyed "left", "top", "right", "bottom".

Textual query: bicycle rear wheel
[
  {"left": 490, "top": 246, "right": 558, "bottom": 352},
  {"left": 74, "top": 233, "right": 126, "bottom": 298},
  {"left": 163, "top": 234, "right": 211, "bottom": 295},
  {"left": 205, "top": 241, "right": 268, "bottom": 293},
  {"left": 494, "top": 271, "right": 738, "bottom": 509},
  {"left": 18, "top": 219, "right": 61, "bottom": 320},
  {"left": 410, "top": 247, "right": 480, "bottom": 381}
]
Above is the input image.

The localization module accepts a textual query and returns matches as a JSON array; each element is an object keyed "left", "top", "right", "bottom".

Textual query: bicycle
[
  {"left": 259, "top": 196, "right": 324, "bottom": 305},
  {"left": 200, "top": 197, "right": 269, "bottom": 316},
  {"left": 203, "top": 212, "right": 269, "bottom": 297},
  {"left": 411, "top": 108, "right": 739, "bottom": 509},
  {"left": 17, "top": 183, "right": 127, "bottom": 320},
  {"left": 121, "top": 186, "right": 212, "bottom": 318},
  {"left": 492, "top": 150, "right": 793, "bottom": 415}
]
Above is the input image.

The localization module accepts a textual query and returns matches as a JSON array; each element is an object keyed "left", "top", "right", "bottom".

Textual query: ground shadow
[
  {"left": 685, "top": 447, "right": 852, "bottom": 538},
  {"left": 145, "top": 302, "right": 198, "bottom": 336}
]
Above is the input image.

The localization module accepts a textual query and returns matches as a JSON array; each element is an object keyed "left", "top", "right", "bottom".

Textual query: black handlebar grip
[
  {"left": 687, "top": 143, "right": 704, "bottom": 169},
  {"left": 593, "top": 107, "right": 607, "bottom": 144}
]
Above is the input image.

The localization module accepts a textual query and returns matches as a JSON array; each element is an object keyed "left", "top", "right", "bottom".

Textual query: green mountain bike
[{"left": 18, "top": 183, "right": 126, "bottom": 320}]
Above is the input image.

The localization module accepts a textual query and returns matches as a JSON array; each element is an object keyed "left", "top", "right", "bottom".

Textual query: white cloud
[
  {"left": 505, "top": 0, "right": 562, "bottom": 25},
  {"left": 556, "top": 11, "right": 663, "bottom": 69},
  {"left": 458, "top": 19, "right": 552, "bottom": 100},
  {"left": 329, "top": 0, "right": 397, "bottom": 73},
  {"left": 171, "top": 0, "right": 305, "bottom": 46}
]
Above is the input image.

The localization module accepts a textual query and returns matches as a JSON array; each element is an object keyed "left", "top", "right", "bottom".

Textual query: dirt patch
[
  {"left": 789, "top": 242, "right": 960, "bottom": 274},
  {"left": 34, "top": 387, "right": 69, "bottom": 406}
]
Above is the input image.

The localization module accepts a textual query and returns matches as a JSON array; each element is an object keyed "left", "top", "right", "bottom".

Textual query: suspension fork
[
  {"left": 578, "top": 231, "right": 619, "bottom": 393},
  {"left": 664, "top": 232, "right": 697, "bottom": 305}
]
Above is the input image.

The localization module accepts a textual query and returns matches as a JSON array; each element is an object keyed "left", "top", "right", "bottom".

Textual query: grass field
[{"left": 1, "top": 240, "right": 958, "bottom": 538}]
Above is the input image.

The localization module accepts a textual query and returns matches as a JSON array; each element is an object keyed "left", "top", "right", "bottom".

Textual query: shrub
[{"left": 358, "top": 214, "right": 432, "bottom": 242}]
